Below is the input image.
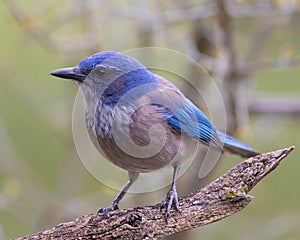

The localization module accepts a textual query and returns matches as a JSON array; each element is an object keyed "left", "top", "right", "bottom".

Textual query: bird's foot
[
  {"left": 160, "top": 188, "right": 180, "bottom": 220},
  {"left": 97, "top": 203, "right": 119, "bottom": 215}
]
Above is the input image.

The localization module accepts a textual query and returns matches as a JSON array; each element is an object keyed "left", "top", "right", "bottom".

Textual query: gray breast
[{"left": 85, "top": 100, "right": 189, "bottom": 173}]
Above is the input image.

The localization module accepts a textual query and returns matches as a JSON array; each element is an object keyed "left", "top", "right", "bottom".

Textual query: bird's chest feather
[
  {"left": 85, "top": 101, "right": 126, "bottom": 139},
  {"left": 85, "top": 100, "right": 185, "bottom": 172}
]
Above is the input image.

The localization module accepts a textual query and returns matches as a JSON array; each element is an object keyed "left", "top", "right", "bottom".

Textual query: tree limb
[
  {"left": 241, "top": 58, "right": 300, "bottom": 74},
  {"left": 249, "top": 96, "right": 300, "bottom": 115},
  {"left": 15, "top": 146, "right": 295, "bottom": 240}
]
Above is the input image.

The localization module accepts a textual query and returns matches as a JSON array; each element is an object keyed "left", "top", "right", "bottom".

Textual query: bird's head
[{"left": 50, "top": 51, "right": 157, "bottom": 104}]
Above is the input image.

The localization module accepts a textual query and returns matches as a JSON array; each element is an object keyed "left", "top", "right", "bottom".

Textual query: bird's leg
[
  {"left": 160, "top": 164, "right": 180, "bottom": 219},
  {"left": 98, "top": 171, "right": 139, "bottom": 214}
]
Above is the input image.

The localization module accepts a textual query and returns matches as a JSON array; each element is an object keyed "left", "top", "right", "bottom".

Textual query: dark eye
[{"left": 95, "top": 65, "right": 107, "bottom": 77}]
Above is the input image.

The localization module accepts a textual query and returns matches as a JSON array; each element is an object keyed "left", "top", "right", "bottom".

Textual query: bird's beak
[{"left": 50, "top": 67, "right": 86, "bottom": 82}]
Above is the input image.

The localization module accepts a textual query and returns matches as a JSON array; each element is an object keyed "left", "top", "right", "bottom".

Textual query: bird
[{"left": 50, "top": 51, "right": 259, "bottom": 219}]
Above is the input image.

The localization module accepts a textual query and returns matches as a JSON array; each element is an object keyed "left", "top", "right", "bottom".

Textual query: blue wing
[
  {"left": 148, "top": 74, "right": 260, "bottom": 158},
  {"left": 163, "top": 98, "right": 222, "bottom": 150},
  {"left": 148, "top": 74, "right": 222, "bottom": 150}
]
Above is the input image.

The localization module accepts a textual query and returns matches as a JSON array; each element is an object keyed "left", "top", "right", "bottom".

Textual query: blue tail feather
[{"left": 217, "top": 131, "right": 260, "bottom": 158}]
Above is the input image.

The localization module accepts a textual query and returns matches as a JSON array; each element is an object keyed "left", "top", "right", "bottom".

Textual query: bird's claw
[
  {"left": 97, "top": 203, "right": 119, "bottom": 215},
  {"left": 160, "top": 188, "right": 180, "bottom": 220}
]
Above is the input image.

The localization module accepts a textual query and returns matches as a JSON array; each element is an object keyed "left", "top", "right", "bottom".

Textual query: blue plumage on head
[
  {"left": 78, "top": 51, "right": 158, "bottom": 106},
  {"left": 78, "top": 51, "right": 149, "bottom": 76},
  {"left": 78, "top": 51, "right": 119, "bottom": 74}
]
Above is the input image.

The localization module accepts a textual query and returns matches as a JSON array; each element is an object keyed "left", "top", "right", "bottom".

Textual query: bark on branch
[{"left": 16, "top": 146, "right": 295, "bottom": 240}]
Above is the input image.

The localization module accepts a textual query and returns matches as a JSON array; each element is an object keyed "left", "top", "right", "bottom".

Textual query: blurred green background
[{"left": 0, "top": 1, "right": 300, "bottom": 239}]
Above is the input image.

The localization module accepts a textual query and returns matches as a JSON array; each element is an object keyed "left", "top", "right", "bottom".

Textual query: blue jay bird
[{"left": 50, "top": 51, "right": 259, "bottom": 219}]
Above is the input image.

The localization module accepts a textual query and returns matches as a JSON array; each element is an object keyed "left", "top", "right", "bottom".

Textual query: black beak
[{"left": 50, "top": 67, "right": 86, "bottom": 82}]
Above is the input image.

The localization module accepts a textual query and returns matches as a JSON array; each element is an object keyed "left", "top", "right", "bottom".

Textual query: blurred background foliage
[{"left": 0, "top": 0, "right": 300, "bottom": 239}]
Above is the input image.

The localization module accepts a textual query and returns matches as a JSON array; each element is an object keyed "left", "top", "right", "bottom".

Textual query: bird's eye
[{"left": 94, "top": 65, "right": 107, "bottom": 77}]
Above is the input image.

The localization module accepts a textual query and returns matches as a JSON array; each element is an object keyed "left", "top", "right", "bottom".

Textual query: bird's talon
[
  {"left": 160, "top": 189, "right": 180, "bottom": 220},
  {"left": 97, "top": 204, "right": 119, "bottom": 215},
  {"left": 160, "top": 200, "right": 166, "bottom": 212}
]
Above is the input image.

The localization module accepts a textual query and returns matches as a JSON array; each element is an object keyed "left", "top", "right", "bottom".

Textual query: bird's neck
[{"left": 100, "top": 69, "right": 159, "bottom": 107}]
